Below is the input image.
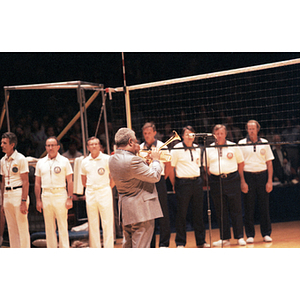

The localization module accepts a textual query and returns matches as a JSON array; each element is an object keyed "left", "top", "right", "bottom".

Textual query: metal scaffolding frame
[{"left": 1, "top": 81, "right": 109, "bottom": 157}]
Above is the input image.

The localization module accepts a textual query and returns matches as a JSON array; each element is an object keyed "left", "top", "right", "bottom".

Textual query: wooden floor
[{"left": 114, "top": 220, "right": 300, "bottom": 248}]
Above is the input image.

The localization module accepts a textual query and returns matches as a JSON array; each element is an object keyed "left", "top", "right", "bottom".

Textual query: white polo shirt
[
  {"left": 140, "top": 140, "right": 169, "bottom": 176},
  {"left": 238, "top": 137, "right": 274, "bottom": 172},
  {"left": 80, "top": 152, "right": 110, "bottom": 188},
  {"left": 35, "top": 153, "right": 73, "bottom": 188},
  {"left": 205, "top": 141, "right": 244, "bottom": 175},
  {"left": 0, "top": 150, "right": 29, "bottom": 187},
  {"left": 171, "top": 142, "right": 201, "bottom": 178}
]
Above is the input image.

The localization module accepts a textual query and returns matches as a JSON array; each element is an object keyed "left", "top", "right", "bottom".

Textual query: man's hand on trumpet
[
  {"left": 143, "top": 148, "right": 161, "bottom": 165},
  {"left": 150, "top": 147, "right": 161, "bottom": 161}
]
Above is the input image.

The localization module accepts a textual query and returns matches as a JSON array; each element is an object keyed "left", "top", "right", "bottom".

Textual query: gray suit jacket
[{"left": 109, "top": 149, "right": 163, "bottom": 226}]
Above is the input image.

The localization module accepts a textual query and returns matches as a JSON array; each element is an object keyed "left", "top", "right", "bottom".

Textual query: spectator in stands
[
  {"left": 31, "top": 119, "right": 47, "bottom": 158},
  {"left": 69, "top": 121, "right": 82, "bottom": 152},
  {"left": 205, "top": 124, "right": 246, "bottom": 247},
  {"left": 15, "top": 125, "right": 35, "bottom": 157},
  {"left": 272, "top": 134, "right": 294, "bottom": 184},
  {"left": 238, "top": 120, "right": 274, "bottom": 244},
  {"left": 62, "top": 139, "right": 83, "bottom": 170},
  {"left": 281, "top": 119, "right": 300, "bottom": 173},
  {"left": 225, "top": 116, "right": 243, "bottom": 143}
]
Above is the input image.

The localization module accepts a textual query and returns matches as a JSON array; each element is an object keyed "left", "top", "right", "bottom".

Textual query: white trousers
[
  {"left": 42, "top": 189, "right": 69, "bottom": 248},
  {"left": 3, "top": 189, "right": 30, "bottom": 248},
  {"left": 85, "top": 186, "right": 114, "bottom": 248}
]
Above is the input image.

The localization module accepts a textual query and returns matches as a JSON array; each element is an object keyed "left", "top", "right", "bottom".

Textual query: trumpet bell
[{"left": 138, "top": 130, "right": 181, "bottom": 163}]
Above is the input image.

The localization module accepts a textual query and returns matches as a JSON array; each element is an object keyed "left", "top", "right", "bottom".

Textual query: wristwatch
[{"left": 21, "top": 199, "right": 27, "bottom": 202}]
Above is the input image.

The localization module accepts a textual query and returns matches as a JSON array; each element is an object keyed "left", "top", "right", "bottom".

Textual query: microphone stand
[
  {"left": 217, "top": 141, "right": 224, "bottom": 248},
  {"left": 202, "top": 135, "right": 212, "bottom": 247}
]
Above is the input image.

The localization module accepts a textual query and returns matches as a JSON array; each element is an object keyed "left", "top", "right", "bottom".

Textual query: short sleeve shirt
[
  {"left": 238, "top": 137, "right": 274, "bottom": 172},
  {"left": 171, "top": 142, "right": 201, "bottom": 178},
  {"left": 205, "top": 141, "right": 244, "bottom": 175},
  {"left": 35, "top": 153, "right": 73, "bottom": 188},
  {"left": 0, "top": 150, "right": 29, "bottom": 187},
  {"left": 80, "top": 152, "right": 110, "bottom": 188}
]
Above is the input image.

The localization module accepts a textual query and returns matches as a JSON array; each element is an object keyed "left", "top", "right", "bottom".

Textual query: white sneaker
[
  {"left": 238, "top": 238, "right": 246, "bottom": 246},
  {"left": 177, "top": 245, "right": 185, "bottom": 248},
  {"left": 263, "top": 235, "right": 272, "bottom": 242},
  {"left": 246, "top": 237, "right": 254, "bottom": 243},
  {"left": 212, "top": 239, "right": 230, "bottom": 247}
]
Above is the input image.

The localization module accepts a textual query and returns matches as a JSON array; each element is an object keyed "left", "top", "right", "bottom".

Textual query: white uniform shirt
[
  {"left": 0, "top": 150, "right": 29, "bottom": 187},
  {"left": 171, "top": 142, "right": 201, "bottom": 178},
  {"left": 205, "top": 141, "right": 244, "bottom": 175},
  {"left": 80, "top": 152, "right": 110, "bottom": 188},
  {"left": 238, "top": 137, "right": 274, "bottom": 172},
  {"left": 35, "top": 153, "right": 73, "bottom": 188},
  {"left": 140, "top": 140, "right": 169, "bottom": 176}
]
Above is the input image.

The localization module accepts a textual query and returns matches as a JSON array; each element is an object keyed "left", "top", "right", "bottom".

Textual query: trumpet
[{"left": 138, "top": 130, "right": 181, "bottom": 163}]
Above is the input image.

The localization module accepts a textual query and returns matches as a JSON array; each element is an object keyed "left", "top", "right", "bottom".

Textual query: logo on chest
[
  {"left": 54, "top": 166, "right": 61, "bottom": 174},
  {"left": 12, "top": 164, "right": 19, "bottom": 173},
  {"left": 260, "top": 149, "right": 266, "bottom": 156},
  {"left": 98, "top": 168, "right": 105, "bottom": 175},
  {"left": 227, "top": 152, "right": 234, "bottom": 159}
]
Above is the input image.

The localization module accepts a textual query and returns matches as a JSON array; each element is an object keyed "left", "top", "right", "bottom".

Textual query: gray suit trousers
[{"left": 123, "top": 220, "right": 155, "bottom": 248}]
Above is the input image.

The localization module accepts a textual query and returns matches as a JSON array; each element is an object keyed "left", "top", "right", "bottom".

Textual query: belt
[
  {"left": 210, "top": 171, "right": 238, "bottom": 179},
  {"left": 244, "top": 170, "right": 266, "bottom": 175},
  {"left": 176, "top": 176, "right": 200, "bottom": 181},
  {"left": 87, "top": 185, "right": 108, "bottom": 190},
  {"left": 43, "top": 187, "right": 66, "bottom": 193},
  {"left": 5, "top": 185, "right": 22, "bottom": 191}
]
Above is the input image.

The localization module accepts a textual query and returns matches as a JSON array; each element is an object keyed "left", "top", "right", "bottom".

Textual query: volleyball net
[{"left": 110, "top": 58, "right": 300, "bottom": 148}]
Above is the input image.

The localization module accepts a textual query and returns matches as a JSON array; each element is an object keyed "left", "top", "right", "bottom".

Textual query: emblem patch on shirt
[
  {"left": 12, "top": 165, "right": 19, "bottom": 173},
  {"left": 227, "top": 152, "right": 233, "bottom": 159},
  {"left": 54, "top": 166, "right": 61, "bottom": 174},
  {"left": 98, "top": 168, "right": 105, "bottom": 175},
  {"left": 260, "top": 149, "right": 266, "bottom": 155}
]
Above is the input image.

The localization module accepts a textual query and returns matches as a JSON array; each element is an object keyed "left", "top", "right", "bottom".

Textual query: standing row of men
[
  {"left": 0, "top": 118, "right": 274, "bottom": 248},
  {"left": 0, "top": 133, "right": 114, "bottom": 248},
  {"left": 133, "top": 120, "right": 274, "bottom": 247}
]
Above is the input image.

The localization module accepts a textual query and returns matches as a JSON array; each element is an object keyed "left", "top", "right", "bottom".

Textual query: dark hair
[
  {"left": 182, "top": 125, "right": 195, "bottom": 135},
  {"left": 86, "top": 136, "right": 100, "bottom": 145},
  {"left": 213, "top": 124, "right": 227, "bottom": 134},
  {"left": 142, "top": 122, "right": 156, "bottom": 132},
  {"left": 1, "top": 132, "right": 18, "bottom": 149}
]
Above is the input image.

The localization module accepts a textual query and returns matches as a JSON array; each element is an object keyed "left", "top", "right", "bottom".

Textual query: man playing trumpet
[{"left": 109, "top": 127, "right": 163, "bottom": 248}]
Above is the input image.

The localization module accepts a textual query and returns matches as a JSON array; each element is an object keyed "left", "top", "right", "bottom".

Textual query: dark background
[{"left": 1, "top": 52, "right": 300, "bottom": 90}]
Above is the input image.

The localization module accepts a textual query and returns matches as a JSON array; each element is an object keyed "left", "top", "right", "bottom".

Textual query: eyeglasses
[
  {"left": 88, "top": 143, "right": 100, "bottom": 147},
  {"left": 46, "top": 144, "right": 58, "bottom": 148}
]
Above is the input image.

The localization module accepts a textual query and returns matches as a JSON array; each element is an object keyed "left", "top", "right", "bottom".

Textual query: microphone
[{"left": 189, "top": 133, "right": 216, "bottom": 138}]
